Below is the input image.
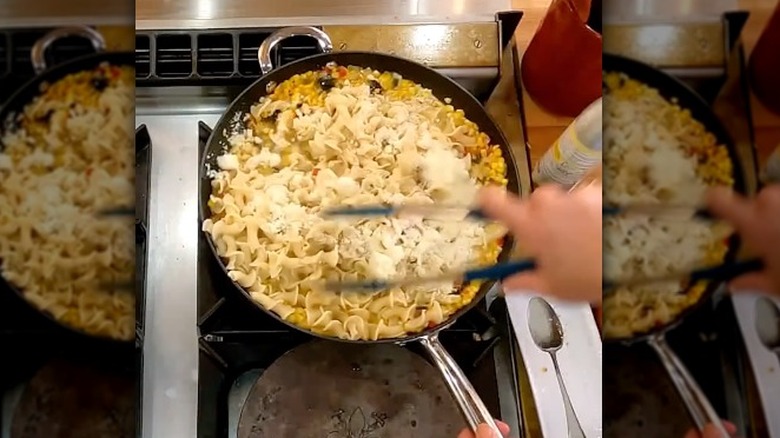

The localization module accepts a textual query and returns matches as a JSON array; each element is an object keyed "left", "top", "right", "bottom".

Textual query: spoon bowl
[
  {"left": 755, "top": 297, "right": 780, "bottom": 353},
  {"left": 528, "top": 296, "right": 565, "bottom": 352}
]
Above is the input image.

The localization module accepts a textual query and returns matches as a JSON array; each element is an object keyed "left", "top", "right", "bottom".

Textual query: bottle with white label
[{"left": 532, "top": 97, "right": 602, "bottom": 189}]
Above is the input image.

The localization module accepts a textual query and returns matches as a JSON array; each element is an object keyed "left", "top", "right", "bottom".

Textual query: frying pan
[
  {"left": 198, "top": 26, "right": 521, "bottom": 436},
  {"left": 603, "top": 54, "right": 747, "bottom": 435},
  {"left": 0, "top": 26, "right": 134, "bottom": 344}
]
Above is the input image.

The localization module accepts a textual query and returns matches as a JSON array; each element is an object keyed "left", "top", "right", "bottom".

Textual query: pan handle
[
  {"left": 258, "top": 26, "right": 333, "bottom": 75},
  {"left": 648, "top": 334, "right": 732, "bottom": 437},
  {"left": 31, "top": 26, "right": 106, "bottom": 74},
  {"left": 418, "top": 332, "right": 505, "bottom": 437}
]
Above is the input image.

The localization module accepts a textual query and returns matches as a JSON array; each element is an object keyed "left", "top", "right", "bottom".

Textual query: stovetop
[
  {"left": 194, "top": 119, "right": 522, "bottom": 437},
  {"left": 135, "top": 11, "right": 531, "bottom": 438}
]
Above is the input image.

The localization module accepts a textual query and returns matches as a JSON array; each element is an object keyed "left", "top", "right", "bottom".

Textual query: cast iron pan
[
  {"left": 602, "top": 53, "right": 746, "bottom": 435},
  {"left": 198, "top": 27, "right": 520, "bottom": 436},
  {"left": 0, "top": 26, "right": 134, "bottom": 344}
]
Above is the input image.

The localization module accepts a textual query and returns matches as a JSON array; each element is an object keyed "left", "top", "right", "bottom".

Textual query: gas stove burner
[
  {"left": 237, "top": 341, "right": 463, "bottom": 438},
  {"left": 9, "top": 360, "right": 135, "bottom": 438}
]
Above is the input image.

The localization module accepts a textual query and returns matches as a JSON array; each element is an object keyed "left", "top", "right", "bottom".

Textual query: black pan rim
[
  {"left": 601, "top": 54, "right": 745, "bottom": 345},
  {"left": 0, "top": 51, "right": 135, "bottom": 345},
  {"left": 198, "top": 50, "right": 520, "bottom": 344},
  {"left": 1, "top": 52, "right": 133, "bottom": 135}
]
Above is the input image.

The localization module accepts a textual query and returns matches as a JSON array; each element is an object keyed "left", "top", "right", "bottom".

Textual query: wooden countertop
[{"left": 513, "top": 0, "right": 780, "bottom": 167}]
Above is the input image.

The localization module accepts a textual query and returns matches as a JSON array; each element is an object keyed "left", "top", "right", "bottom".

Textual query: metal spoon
[
  {"left": 528, "top": 297, "right": 585, "bottom": 438},
  {"left": 755, "top": 296, "right": 780, "bottom": 361}
]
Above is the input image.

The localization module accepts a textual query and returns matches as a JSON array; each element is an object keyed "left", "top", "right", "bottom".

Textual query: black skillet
[
  {"left": 199, "top": 26, "right": 521, "bottom": 436},
  {"left": 603, "top": 54, "right": 746, "bottom": 435},
  {"left": 0, "top": 26, "right": 134, "bottom": 345}
]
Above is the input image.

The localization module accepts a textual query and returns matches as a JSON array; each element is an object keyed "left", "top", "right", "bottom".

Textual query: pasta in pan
[
  {"left": 0, "top": 63, "right": 135, "bottom": 340},
  {"left": 204, "top": 63, "right": 507, "bottom": 340},
  {"left": 602, "top": 72, "right": 733, "bottom": 338}
]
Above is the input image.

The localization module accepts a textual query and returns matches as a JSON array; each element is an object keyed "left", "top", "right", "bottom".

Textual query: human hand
[
  {"left": 706, "top": 185, "right": 780, "bottom": 294},
  {"left": 683, "top": 420, "right": 738, "bottom": 438},
  {"left": 456, "top": 421, "right": 511, "bottom": 438},
  {"left": 478, "top": 184, "right": 602, "bottom": 303}
]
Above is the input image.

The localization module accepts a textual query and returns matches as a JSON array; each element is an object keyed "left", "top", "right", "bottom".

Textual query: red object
[
  {"left": 748, "top": 1, "right": 780, "bottom": 116},
  {"left": 521, "top": 0, "right": 603, "bottom": 117}
]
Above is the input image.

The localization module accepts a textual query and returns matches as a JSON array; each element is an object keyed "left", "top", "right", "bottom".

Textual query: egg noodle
[
  {"left": 602, "top": 72, "right": 733, "bottom": 338},
  {"left": 204, "top": 63, "right": 507, "bottom": 340},
  {"left": 0, "top": 63, "right": 135, "bottom": 340}
]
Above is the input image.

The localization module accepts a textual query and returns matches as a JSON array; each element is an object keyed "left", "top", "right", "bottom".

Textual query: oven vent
[
  {"left": 155, "top": 33, "right": 193, "bottom": 78},
  {"left": 135, "top": 35, "right": 151, "bottom": 79},
  {"left": 197, "top": 33, "right": 234, "bottom": 77},
  {"left": 136, "top": 28, "right": 323, "bottom": 86},
  {"left": 238, "top": 32, "right": 320, "bottom": 76}
]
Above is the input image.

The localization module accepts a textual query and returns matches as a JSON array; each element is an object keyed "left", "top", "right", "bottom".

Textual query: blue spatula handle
[
  {"left": 462, "top": 259, "right": 536, "bottom": 282},
  {"left": 323, "top": 205, "right": 489, "bottom": 220},
  {"left": 688, "top": 258, "right": 764, "bottom": 282},
  {"left": 603, "top": 205, "right": 713, "bottom": 220}
]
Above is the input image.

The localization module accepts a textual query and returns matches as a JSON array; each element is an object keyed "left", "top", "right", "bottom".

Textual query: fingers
[
  {"left": 683, "top": 421, "right": 738, "bottom": 438},
  {"left": 502, "top": 272, "right": 549, "bottom": 295},
  {"left": 729, "top": 272, "right": 776, "bottom": 293},
  {"left": 706, "top": 187, "right": 754, "bottom": 231},
  {"left": 478, "top": 187, "right": 530, "bottom": 236},
  {"left": 457, "top": 428, "right": 473, "bottom": 438},
  {"left": 755, "top": 183, "right": 780, "bottom": 209},
  {"left": 575, "top": 183, "right": 603, "bottom": 208},
  {"left": 474, "top": 423, "right": 496, "bottom": 438},
  {"left": 756, "top": 184, "right": 780, "bottom": 233},
  {"left": 496, "top": 420, "right": 511, "bottom": 436},
  {"left": 475, "top": 421, "right": 511, "bottom": 438},
  {"left": 456, "top": 421, "right": 510, "bottom": 438},
  {"left": 700, "top": 421, "right": 738, "bottom": 438}
]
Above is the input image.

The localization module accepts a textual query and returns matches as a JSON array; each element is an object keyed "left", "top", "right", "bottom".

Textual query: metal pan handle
[
  {"left": 418, "top": 333, "right": 505, "bottom": 437},
  {"left": 648, "top": 334, "right": 732, "bottom": 437},
  {"left": 257, "top": 26, "right": 333, "bottom": 75},
  {"left": 31, "top": 26, "right": 106, "bottom": 74}
]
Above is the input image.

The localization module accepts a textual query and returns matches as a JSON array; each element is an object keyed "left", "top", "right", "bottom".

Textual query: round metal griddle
[
  {"left": 10, "top": 360, "right": 135, "bottom": 438},
  {"left": 237, "top": 341, "right": 465, "bottom": 438}
]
